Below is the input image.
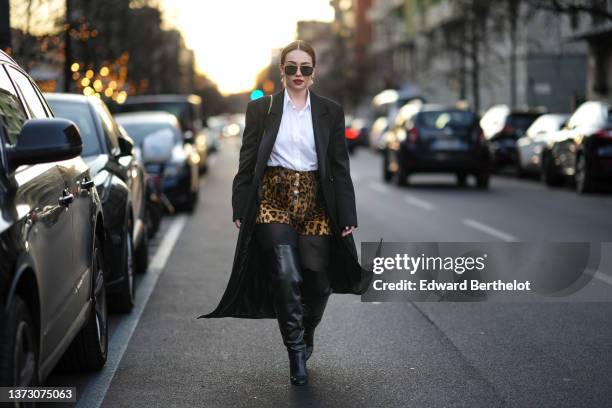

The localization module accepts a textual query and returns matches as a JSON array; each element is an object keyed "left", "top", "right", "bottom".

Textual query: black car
[
  {"left": 115, "top": 111, "right": 200, "bottom": 212},
  {"left": 542, "top": 101, "right": 612, "bottom": 193},
  {"left": 516, "top": 113, "right": 569, "bottom": 177},
  {"left": 383, "top": 103, "right": 490, "bottom": 188},
  {"left": 0, "top": 50, "right": 108, "bottom": 386},
  {"left": 480, "top": 105, "right": 541, "bottom": 168},
  {"left": 345, "top": 116, "right": 370, "bottom": 154},
  {"left": 46, "top": 93, "right": 149, "bottom": 313},
  {"left": 112, "top": 94, "right": 210, "bottom": 172}
]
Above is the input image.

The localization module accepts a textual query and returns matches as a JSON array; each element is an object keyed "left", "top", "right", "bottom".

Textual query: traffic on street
[{"left": 1, "top": 0, "right": 611, "bottom": 407}]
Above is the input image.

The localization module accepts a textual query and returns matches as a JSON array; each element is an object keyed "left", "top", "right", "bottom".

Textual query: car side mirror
[
  {"left": 142, "top": 129, "right": 175, "bottom": 164},
  {"left": 118, "top": 134, "right": 134, "bottom": 157},
  {"left": 7, "top": 118, "right": 82, "bottom": 172}
]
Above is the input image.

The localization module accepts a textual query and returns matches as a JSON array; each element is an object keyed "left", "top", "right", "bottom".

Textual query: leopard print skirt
[{"left": 255, "top": 165, "right": 332, "bottom": 235}]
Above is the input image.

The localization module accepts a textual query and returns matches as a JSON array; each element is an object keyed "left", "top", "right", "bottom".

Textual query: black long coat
[{"left": 198, "top": 88, "right": 379, "bottom": 319}]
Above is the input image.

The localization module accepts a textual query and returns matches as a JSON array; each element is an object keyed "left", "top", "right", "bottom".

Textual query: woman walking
[{"left": 198, "top": 40, "right": 375, "bottom": 386}]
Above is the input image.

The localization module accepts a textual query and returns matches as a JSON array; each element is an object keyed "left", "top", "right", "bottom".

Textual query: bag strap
[{"left": 267, "top": 94, "right": 273, "bottom": 115}]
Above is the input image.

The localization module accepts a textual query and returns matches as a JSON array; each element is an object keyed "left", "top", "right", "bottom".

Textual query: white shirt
[{"left": 266, "top": 88, "right": 318, "bottom": 171}]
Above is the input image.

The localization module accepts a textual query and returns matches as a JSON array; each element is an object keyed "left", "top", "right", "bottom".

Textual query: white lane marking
[
  {"left": 369, "top": 181, "right": 390, "bottom": 194},
  {"left": 462, "top": 218, "right": 519, "bottom": 242},
  {"left": 76, "top": 215, "right": 188, "bottom": 408},
  {"left": 404, "top": 195, "right": 435, "bottom": 211},
  {"left": 594, "top": 271, "right": 612, "bottom": 286}
]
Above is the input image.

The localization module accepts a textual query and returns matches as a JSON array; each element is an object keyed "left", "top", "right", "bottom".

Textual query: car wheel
[
  {"left": 382, "top": 150, "right": 392, "bottom": 182},
  {"left": 575, "top": 153, "right": 595, "bottom": 194},
  {"left": 109, "top": 219, "right": 135, "bottom": 313},
  {"left": 58, "top": 236, "right": 108, "bottom": 371},
  {"left": 395, "top": 164, "right": 409, "bottom": 187},
  {"left": 183, "top": 190, "right": 197, "bottom": 213},
  {"left": 516, "top": 161, "right": 528, "bottom": 179},
  {"left": 542, "top": 152, "right": 563, "bottom": 187},
  {"left": 135, "top": 223, "right": 149, "bottom": 274},
  {"left": 476, "top": 171, "right": 490, "bottom": 189},
  {"left": 456, "top": 173, "right": 467, "bottom": 187},
  {"left": 0, "top": 295, "right": 38, "bottom": 386},
  {"left": 146, "top": 201, "right": 162, "bottom": 238}
]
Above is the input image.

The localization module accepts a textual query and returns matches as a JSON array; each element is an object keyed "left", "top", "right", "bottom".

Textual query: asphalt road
[{"left": 45, "top": 138, "right": 612, "bottom": 408}]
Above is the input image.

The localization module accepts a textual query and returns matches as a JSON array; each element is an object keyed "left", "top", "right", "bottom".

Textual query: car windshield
[
  {"left": 419, "top": 111, "right": 475, "bottom": 129},
  {"left": 119, "top": 122, "right": 179, "bottom": 147},
  {"left": 116, "top": 101, "right": 195, "bottom": 131},
  {"left": 47, "top": 100, "right": 101, "bottom": 156},
  {"left": 508, "top": 114, "right": 540, "bottom": 133}
]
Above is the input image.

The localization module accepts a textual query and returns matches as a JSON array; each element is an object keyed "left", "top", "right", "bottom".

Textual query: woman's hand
[
  {"left": 341, "top": 225, "right": 356, "bottom": 237},
  {"left": 234, "top": 219, "right": 241, "bottom": 229}
]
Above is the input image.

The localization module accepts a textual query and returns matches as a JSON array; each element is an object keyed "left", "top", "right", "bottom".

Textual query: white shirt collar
[{"left": 284, "top": 88, "right": 311, "bottom": 112}]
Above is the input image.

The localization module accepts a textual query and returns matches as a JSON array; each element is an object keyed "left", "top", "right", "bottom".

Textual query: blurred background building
[{"left": 1, "top": 0, "right": 610, "bottom": 117}]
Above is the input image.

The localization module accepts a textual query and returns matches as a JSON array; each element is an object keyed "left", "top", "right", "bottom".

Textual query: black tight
[{"left": 255, "top": 222, "right": 332, "bottom": 297}]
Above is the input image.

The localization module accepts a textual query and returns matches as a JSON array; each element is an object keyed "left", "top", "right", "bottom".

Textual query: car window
[
  {"left": 7, "top": 67, "right": 48, "bottom": 118},
  {"left": 0, "top": 66, "right": 28, "bottom": 146},
  {"left": 568, "top": 102, "right": 605, "bottom": 129},
  {"left": 46, "top": 99, "right": 102, "bottom": 156},
  {"left": 119, "top": 122, "right": 181, "bottom": 146},
  {"left": 526, "top": 116, "right": 546, "bottom": 136},
  {"left": 93, "top": 99, "right": 120, "bottom": 154},
  {"left": 507, "top": 114, "right": 539, "bottom": 134},
  {"left": 419, "top": 111, "right": 475, "bottom": 129}
]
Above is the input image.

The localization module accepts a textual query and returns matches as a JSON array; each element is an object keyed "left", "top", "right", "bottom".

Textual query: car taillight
[
  {"left": 408, "top": 127, "right": 418, "bottom": 144},
  {"left": 593, "top": 128, "right": 612, "bottom": 139},
  {"left": 345, "top": 128, "right": 359, "bottom": 140}
]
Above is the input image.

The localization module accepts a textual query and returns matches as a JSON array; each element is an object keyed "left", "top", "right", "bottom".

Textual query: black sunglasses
[{"left": 284, "top": 64, "right": 313, "bottom": 76}]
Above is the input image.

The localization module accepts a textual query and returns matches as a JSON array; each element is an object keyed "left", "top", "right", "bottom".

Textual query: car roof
[
  {"left": 43, "top": 92, "right": 97, "bottom": 104},
  {"left": 114, "top": 111, "right": 180, "bottom": 124},
  {"left": 121, "top": 94, "right": 201, "bottom": 105},
  {"left": 0, "top": 50, "right": 18, "bottom": 65},
  {"left": 419, "top": 104, "right": 474, "bottom": 113}
]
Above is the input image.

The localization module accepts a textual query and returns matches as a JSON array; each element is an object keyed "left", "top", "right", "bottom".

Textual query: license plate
[{"left": 431, "top": 139, "right": 466, "bottom": 150}]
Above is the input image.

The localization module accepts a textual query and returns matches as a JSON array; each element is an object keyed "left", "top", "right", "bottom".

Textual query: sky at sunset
[{"left": 160, "top": 0, "right": 335, "bottom": 95}]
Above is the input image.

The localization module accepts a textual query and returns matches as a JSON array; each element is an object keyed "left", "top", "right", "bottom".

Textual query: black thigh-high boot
[
  {"left": 301, "top": 268, "right": 332, "bottom": 361},
  {"left": 299, "top": 234, "right": 332, "bottom": 362},
  {"left": 265, "top": 244, "right": 308, "bottom": 385}
]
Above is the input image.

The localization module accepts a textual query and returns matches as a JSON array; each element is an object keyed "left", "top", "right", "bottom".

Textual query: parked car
[
  {"left": 118, "top": 125, "right": 165, "bottom": 238},
  {"left": 480, "top": 105, "right": 542, "bottom": 168},
  {"left": 541, "top": 101, "right": 612, "bottom": 193},
  {"left": 0, "top": 50, "right": 108, "bottom": 386},
  {"left": 345, "top": 117, "right": 370, "bottom": 154},
  {"left": 383, "top": 102, "right": 490, "bottom": 188},
  {"left": 516, "top": 113, "right": 569, "bottom": 177},
  {"left": 369, "top": 116, "right": 389, "bottom": 151},
  {"left": 45, "top": 93, "right": 149, "bottom": 313},
  {"left": 112, "top": 94, "right": 210, "bottom": 172},
  {"left": 115, "top": 111, "right": 200, "bottom": 212}
]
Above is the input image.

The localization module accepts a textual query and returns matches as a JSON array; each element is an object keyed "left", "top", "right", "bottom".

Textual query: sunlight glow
[{"left": 161, "top": 0, "right": 334, "bottom": 95}]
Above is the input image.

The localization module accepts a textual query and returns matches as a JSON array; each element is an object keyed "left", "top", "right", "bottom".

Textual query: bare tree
[{"left": 527, "top": 0, "right": 612, "bottom": 21}]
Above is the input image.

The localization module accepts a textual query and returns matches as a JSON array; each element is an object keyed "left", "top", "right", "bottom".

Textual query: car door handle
[
  {"left": 59, "top": 191, "right": 75, "bottom": 207},
  {"left": 81, "top": 178, "right": 95, "bottom": 190}
]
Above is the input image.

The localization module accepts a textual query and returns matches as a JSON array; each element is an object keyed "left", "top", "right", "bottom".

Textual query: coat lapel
[
  {"left": 310, "top": 90, "right": 330, "bottom": 181},
  {"left": 255, "top": 88, "right": 330, "bottom": 181}
]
